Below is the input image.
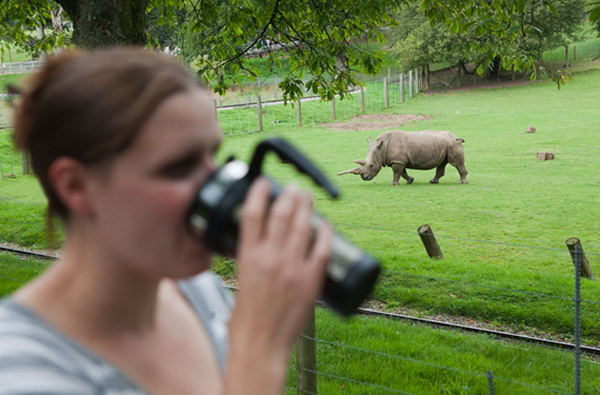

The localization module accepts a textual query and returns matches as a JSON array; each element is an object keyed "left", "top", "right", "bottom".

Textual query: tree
[
  {"left": 388, "top": 5, "right": 471, "bottom": 88},
  {"left": 0, "top": 0, "right": 595, "bottom": 98},
  {"left": 389, "top": 0, "right": 586, "bottom": 89},
  {"left": 419, "top": 0, "right": 588, "bottom": 80},
  {"left": 1, "top": 0, "right": 402, "bottom": 102},
  {"left": 590, "top": 0, "right": 600, "bottom": 36}
]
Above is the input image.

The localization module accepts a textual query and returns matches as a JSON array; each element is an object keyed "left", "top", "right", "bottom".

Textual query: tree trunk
[
  {"left": 487, "top": 56, "right": 501, "bottom": 81},
  {"left": 57, "top": 0, "right": 148, "bottom": 48}
]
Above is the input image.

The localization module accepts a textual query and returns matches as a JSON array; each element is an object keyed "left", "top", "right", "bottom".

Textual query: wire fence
[
  {"left": 3, "top": 69, "right": 600, "bottom": 394},
  {"left": 2, "top": 222, "right": 599, "bottom": 393},
  {"left": 214, "top": 73, "right": 420, "bottom": 137}
]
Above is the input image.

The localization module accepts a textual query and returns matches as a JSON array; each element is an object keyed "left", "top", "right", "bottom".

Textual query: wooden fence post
[
  {"left": 360, "top": 86, "right": 365, "bottom": 113},
  {"left": 257, "top": 95, "right": 263, "bottom": 133},
  {"left": 296, "top": 307, "right": 317, "bottom": 394},
  {"left": 409, "top": 70, "right": 414, "bottom": 98},
  {"left": 417, "top": 224, "right": 443, "bottom": 259},
  {"left": 566, "top": 237, "right": 595, "bottom": 280},
  {"left": 296, "top": 98, "right": 302, "bottom": 127},
  {"left": 21, "top": 153, "right": 30, "bottom": 175},
  {"left": 400, "top": 74, "right": 405, "bottom": 104},
  {"left": 331, "top": 97, "right": 336, "bottom": 120},
  {"left": 383, "top": 77, "right": 389, "bottom": 108}
]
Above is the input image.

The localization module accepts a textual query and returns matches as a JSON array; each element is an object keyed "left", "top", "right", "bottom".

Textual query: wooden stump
[
  {"left": 417, "top": 224, "right": 443, "bottom": 259},
  {"left": 566, "top": 237, "right": 595, "bottom": 280},
  {"left": 526, "top": 126, "right": 536, "bottom": 133},
  {"left": 537, "top": 152, "right": 555, "bottom": 160}
]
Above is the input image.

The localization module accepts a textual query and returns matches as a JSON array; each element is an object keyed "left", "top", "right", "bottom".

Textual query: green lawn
[{"left": 2, "top": 57, "right": 600, "bottom": 394}]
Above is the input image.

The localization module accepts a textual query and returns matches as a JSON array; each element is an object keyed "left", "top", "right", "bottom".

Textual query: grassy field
[
  {"left": 213, "top": 68, "right": 600, "bottom": 339},
  {"left": 2, "top": 53, "right": 600, "bottom": 392}
]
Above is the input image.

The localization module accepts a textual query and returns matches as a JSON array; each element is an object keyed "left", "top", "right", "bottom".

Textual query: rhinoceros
[{"left": 337, "top": 130, "right": 468, "bottom": 185}]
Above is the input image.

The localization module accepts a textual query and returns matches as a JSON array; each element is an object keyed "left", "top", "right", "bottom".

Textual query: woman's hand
[{"left": 225, "top": 177, "right": 332, "bottom": 394}]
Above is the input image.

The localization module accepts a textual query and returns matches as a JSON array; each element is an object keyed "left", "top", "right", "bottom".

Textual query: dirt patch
[{"left": 321, "top": 113, "right": 432, "bottom": 132}]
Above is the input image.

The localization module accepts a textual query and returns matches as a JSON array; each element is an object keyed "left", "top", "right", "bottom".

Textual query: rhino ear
[
  {"left": 376, "top": 140, "right": 384, "bottom": 150},
  {"left": 354, "top": 159, "right": 366, "bottom": 165},
  {"left": 367, "top": 137, "right": 372, "bottom": 144}
]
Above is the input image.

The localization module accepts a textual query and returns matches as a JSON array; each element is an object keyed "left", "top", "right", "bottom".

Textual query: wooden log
[
  {"left": 566, "top": 237, "right": 595, "bottom": 280},
  {"left": 526, "top": 126, "right": 536, "bottom": 133},
  {"left": 537, "top": 152, "right": 555, "bottom": 160},
  {"left": 417, "top": 224, "right": 443, "bottom": 259}
]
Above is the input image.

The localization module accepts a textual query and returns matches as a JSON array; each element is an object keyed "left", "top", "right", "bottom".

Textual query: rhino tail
[{"left": 456, "top": 138, "right": 465, "bottom": 143}]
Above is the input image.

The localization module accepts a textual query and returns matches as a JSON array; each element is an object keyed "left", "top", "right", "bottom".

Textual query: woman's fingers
[
  {"left": 238, "top": 178, "right": 331, "bottom": 286},
  {"left": 238, "top": 177, "right": 271, "bottom": 250}
]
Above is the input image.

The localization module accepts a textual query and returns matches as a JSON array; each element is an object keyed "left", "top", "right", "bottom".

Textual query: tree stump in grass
[
  {"left": 418, "top": 224, "right": 443, "bottom": 259},
  {"left": 566, "top": 237, "right": 595, "bottom": 280},
  {"left": 537, "top": 152, "right": 555, "bottom": 160}
]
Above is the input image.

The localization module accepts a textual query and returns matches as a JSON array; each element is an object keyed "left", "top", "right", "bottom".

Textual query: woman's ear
[{"left": 48, "top": 157, "right": 95, "bottom": 217}]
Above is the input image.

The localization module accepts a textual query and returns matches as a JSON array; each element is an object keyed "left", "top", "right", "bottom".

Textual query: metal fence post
[
  {"left": 573, "top": 243, "right": 582, "bottom": 395},
  {"left": 487, "top": 370, "right": 495, "bottom": 395}
]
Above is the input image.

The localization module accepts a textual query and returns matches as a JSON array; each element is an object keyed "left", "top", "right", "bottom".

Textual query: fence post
[
  {"left": 21, "top": 153, "right": 30, "bottom": 175},
  {"left": 409, "top": 70, "right": 414, "bottom": 98},
  {"left": 296, "top": 98, "right": 302, "bottom": 127},
  {"left": 383, "top": 77, "right": 389, "bottom": 108},
  {"left": 566, "top": 237, "right": 595, "bottom": 279},
  {"left": 571, "top": 240, "right": 582, "bottom": 395},
  {"left": 400, "top": 74, "right": 405, "bottom": 104},
  {"left": 331, "top": 97, "right": 336, "bottom": 120},
  {"left": 360, "top": 86, "right": 365, "bottom": 113},
  {"left": 297, "top": 307, "right": 317, "bottom": 395},
  {"left": 414, "top": 68, "right": 420, "bottom": 94},
  {"left": 486, "top": 370, "right": 495, "bottom": 395},
  {"left": 257, "top": 95, "right": 263, "bottom": 133},
  {"left": 417, "top": 224, "right": 443, "bottom": 259}
]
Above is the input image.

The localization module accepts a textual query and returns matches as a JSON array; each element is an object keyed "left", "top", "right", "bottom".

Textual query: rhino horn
[
  {"left": 354, "top": 159, "right": 366, "bottom": 165},
  {"left": 337, "top": 166, "right": 363, "bottom": 176}
]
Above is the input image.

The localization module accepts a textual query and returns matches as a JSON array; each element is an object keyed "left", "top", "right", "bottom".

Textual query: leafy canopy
[{"left": 1, "top": 0, "right": 598, "bottom": 98}]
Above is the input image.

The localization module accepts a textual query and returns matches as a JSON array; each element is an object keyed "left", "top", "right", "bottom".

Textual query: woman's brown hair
[{"left": 12, "top": 47, "right": 204, "bottom": 226}]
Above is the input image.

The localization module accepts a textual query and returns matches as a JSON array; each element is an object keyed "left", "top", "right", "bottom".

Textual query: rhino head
[{"left": 337, "top": 138, "right": 385, "bottom": 181}]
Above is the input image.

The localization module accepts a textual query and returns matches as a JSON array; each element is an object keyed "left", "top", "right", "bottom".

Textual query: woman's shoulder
[
  {"left": 177, "top": 271, "right": 234, "bottom": 371},
  {"left": 0, "top": 298, "right": 142, "bottom": 394},
  {"left": 178, "top": 271, "right": 234, "bottom": 312}
]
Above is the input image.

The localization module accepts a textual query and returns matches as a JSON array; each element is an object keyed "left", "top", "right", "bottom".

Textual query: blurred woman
[{"left": 0, "top": 47, "right": 332, "bottom": 394}]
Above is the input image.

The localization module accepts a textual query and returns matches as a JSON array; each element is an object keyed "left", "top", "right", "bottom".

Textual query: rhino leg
[
  {"left": 430, "top": 163, "right": 447, "bottom": 184},
  {"left": 448, "top": 148, "right": 468, "bottom": 183},
  {"left": 401, "top": 170, "right": 414, "bottom": 184},
  {"left": 455, "top": 164, "right": 468, "bottom": 183},
  {"left": 448, "top": 161, "right": 468, "bottom": 183},
  {"left": 390, "top": 163, "right": 409, "bottom": 185}
]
